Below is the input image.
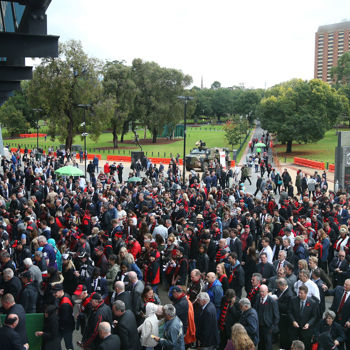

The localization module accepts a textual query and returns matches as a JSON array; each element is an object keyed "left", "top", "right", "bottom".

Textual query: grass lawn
[
  {"left": 274, "top": 129, "right": 349, "bottom": 165},
  {"left": 5, "top": 125, "right": 250, "bottom": 161}
]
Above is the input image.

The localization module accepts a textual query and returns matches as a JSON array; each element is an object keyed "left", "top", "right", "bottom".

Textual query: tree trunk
[
  {"left": 286, "top": 140, "right": 292, "bottom": 153},
  {"left": 152, "top": 127, "right": 157, "bottom": 143},
  {"left": 65, "top": 116, "right": 74, "bottom": 150},
  {"left": 120, "top": 120, "right": 129, "bottom": 142},
  {"left": 144, "top": 125, "right": 147, "bottom": 139},
  {"left": 217, "top": 115, "right": 221, "bottom": 122},
  {"left": 112, "top": 126, "right": 118, "bottom": 148}
]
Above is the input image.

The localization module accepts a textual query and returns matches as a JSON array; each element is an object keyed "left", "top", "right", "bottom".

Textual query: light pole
[
  {"left": 32, "top": 108, "right": 42, "bottom": 151},
  {"left": 178, "top": 96, "right": 193, "bottom": 183},
  {"left": 77, "top": 104, "right": 91, "bottom": 178}
]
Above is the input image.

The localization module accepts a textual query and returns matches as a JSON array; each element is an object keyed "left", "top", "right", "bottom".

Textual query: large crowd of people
[{"left": 0, "top": 132, "right": 348, "bottom": 350}]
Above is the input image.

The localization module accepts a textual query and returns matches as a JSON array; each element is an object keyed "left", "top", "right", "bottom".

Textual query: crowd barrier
[
  {"left": 329, "top": 163, "right": 335, "bottom": 172},
  {"left": 294, "top": 157, "right": 325, "bottom": 170},
  {"left": 19, "top": 133, "right": 47, "bottom": 138},
  {"left": 9, "top": 148, "right": 236, "bottom": 169}
]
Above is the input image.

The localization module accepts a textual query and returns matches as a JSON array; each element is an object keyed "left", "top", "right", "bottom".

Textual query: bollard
[{"left": 326, "top": 161, "right": 329, "bottom": 169}]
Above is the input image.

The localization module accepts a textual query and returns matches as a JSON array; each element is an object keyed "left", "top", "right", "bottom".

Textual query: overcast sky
[{"left": 46, "top": 0, "right": 350, "bottom": 89}]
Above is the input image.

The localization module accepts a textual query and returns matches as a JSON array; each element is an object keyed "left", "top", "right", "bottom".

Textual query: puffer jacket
[
  {"left": 138, "top": 302, "right": 159, "bottom": 347},
  {"left": 105, "top": 263, "right": 120, "bottom": 292}
]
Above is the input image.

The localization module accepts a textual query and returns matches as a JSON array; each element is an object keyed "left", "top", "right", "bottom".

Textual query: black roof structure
[{"left": 0, "top": 0, "right": 59, "bottom": 105}]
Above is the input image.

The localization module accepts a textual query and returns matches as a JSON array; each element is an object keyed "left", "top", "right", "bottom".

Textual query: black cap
[
  {"left": 19, "top": 270, "right": 32, "bottom": 280},
  {"left": 91, "top": 293, "right": 102, "bottom": 301},
  {"left": 172, "top": 286, "right": 182, "bottom": 293},
  {"left": 51, "top": 283, "right": 64, "bottom": 291}
]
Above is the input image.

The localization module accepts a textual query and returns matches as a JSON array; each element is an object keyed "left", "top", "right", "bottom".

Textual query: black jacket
[
  {"left": 42, "top": 307, "right": 61, "bottom": 350},
  {"left": 257, "top": 262, "right": 276, "bottom": 282},
  {"left": 196, "top": 301, "right": 220, "bottom": 347},
  {"left": 173, "top": 295, "right": 189, "bottom": 335},
  {"left": 57, "top": 293, "right": 75, "bottom": 332},
  {"left": 18, "top": 282, "right": 38, "bottom": 313},
  {"left": 6, "top": 303, "right": 27, "bottom": 344},
  {"left": 327, "top": 285, "right": 350, "bottom": 326},
  {"left": 113, "top": 309, "right": 141, "bottom": 350},
  {"left": 111, "top": 291, "right": 132, "bottom": 310},
  {"left": 83, "top": 301, "right": 113, "bottom": 349},
  {"left": 98, "top": 334, "right": 121, "bottom": 350},
  {"left": 0, "top": 325, "right": 27, "bottom": 350},
  {"left": 239, "top": 307, "right": 259, "bottom": 345},
  {"left": 314, "top": 319, "right": 345, "bottom": 348},
  {"left": 0, "top": 276, "right": 22, "bottom": 300},
  {"left": 256, "top": 295, "right": 280, "bottom": 331},
  {"left": 288, "top": 296, "right": 318, "bottom": 328}
]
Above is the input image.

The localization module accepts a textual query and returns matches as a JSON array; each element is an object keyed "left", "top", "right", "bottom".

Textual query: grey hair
[
  {"left": 252, "top": 273, "right": 262, "bottom": 282},
  {"left": 38, "top": 235, "right": 47, "bottom": 244},
  {"left": 291, "top": 340, "right": 305, "bottom": 350},
  {"left": 3, "top": 268, "right": 14, "bottom": 279},
  {"left": 299, "top": 269, "right": 310, "bottom": 279},
  {"left": 323, "top": 310, "right": 336, "bottom": 320},
  {"left": 23, "top": 258, "right": 33, "bottom": 267},
  {"left": 239, "top": 297, "right": 251, "bottom": 308},
  {"left": 163, "top": 304, "right": 176, "bottom": 318},
  {"left": 276, "top": 278, "right": 288, "bottom": 287},
  {"left": 113, "top": 300, "right": 125, "bottom": 312},
  {"left": 197, "top": 292, "right": 210, "bottom": 302},
  {"left": 278, "top": 250, "right": 287, "bottom": 258},
  {"left": 98, "top": 322, "right": 111, "bottom": 334}
]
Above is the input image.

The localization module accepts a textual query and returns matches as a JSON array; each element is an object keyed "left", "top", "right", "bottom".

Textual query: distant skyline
[{"left": 46, "top": 0, "right": 350, "bottom": 89}]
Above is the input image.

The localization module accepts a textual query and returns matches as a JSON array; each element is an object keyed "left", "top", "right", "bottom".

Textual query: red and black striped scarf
[
  {"left": 248, "top": 284, "right": 261, "bottom": 301},
  {"left": 150, "top": 221, "right": 156, "bottom": 233},
  {"left": 219, "top": 300, "right": 229, "bottom": 330}
]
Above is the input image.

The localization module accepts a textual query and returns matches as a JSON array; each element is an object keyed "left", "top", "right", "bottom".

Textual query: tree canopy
[{"left": 257, "top": 79, "right": 347, "bottom": 153}]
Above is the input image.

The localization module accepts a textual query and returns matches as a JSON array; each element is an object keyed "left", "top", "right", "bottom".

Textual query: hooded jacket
[{"left": 138, "top": 302, "right": 159, "bottom": 347}]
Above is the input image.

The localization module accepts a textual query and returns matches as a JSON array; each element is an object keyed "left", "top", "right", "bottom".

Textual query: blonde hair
[
  {"left": 216, "top": 262, "right": 226, "bottom": 276},
  {"left": 231, "top": 323, "right": 255, "bottom": 350},
  {"left": 298, "top": 259, "right": 308, "bottom": 270}
]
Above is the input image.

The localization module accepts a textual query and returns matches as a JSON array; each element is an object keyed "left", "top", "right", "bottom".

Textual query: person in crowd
[
  {"left": 224, "top": 323, "right": 255, "bottom": 350},
  {"left": 0, "top": 314, "right": 29, "bottom": 350},
  {"left": 112, "top": 300, "right": 141, "bottom": 350},
  {"left": 205, "top": 271, "right": 224, "bottom": 318},
  {"left": 239, "top": 297, "right": 259, "bottom": 346},
  {"left": 98, "top": 322, "right": 121, "bottom": 350},
  {"left": 52, "top": 283, "right": 75, "bottom": 350},
  {"left": 0, "top": 267, "right": 22, "bottom": 300},
  {"left": 138, "top": 302, "right": 160, "bottom": 349},
  {"left": 18, "top": 270, "right": 38, "bottom": 313},
  {"left": 34, "top": 305, "right": 61, "bottom": 350},
  {"left": 288, "top": 285, "right": 318, "bottom": 350}
]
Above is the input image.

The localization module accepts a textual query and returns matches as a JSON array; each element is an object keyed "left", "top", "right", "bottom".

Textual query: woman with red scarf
[{"left": 216, "top": 262, "right": 228, "bottom": 293}]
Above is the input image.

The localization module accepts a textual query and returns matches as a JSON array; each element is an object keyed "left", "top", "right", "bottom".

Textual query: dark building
[{"left": 0, "top": 0, "right": 59, "bottom": 105}]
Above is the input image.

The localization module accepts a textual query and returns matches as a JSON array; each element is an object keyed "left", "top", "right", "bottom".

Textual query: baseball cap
[
  {"left": 74, "top": 284, "right": 87, "bottom": 296},
  {"left": 51, "top": 283, "right": 64, "bottom": 291}
]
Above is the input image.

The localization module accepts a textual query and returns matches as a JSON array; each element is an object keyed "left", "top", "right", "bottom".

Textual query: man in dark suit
[
  {"left": 288, "top": 285, "right": 318, "bottom": 350},
  {"left": 196, "top": 292, "right": 220, "bottom": 349},
  {"left": 329, "top": 251, "right": 349, "bottom": 286},
  {"left": 112, "top": 300, "right": 141, "bottom": 350},
  {"left": 257, "top": 252, "right": 276, "bottom": 284},
  {"left": 325, "top": 278, "right": 350, "bottom": 349},
  {"left": 273, "top": 250, "right": 288, "bottom": 273},
  {"left": 1, "top": 293, "right": 27, "bottom": 345},
  {"left": 0, "top": 314, "right": 29, "bottom": 350},
  {"left": 98, "top": 322, "right": 120, "bottom": 350},
  {"left": 111, "top": 281, "right": 132, "bottom": 310},
  {"left": 239, "top": 297, "right": 259, "bottom": 346},
  {"left": 257, "top": 284, "right": 279, "bottom": 350},
  {"left": 274, "top": 277, "right": 294, "bottom": 349},
  {"left": 128, "top": 271, "right": 144, "bottom": 324},
  {"left": 228, "top": 228, "right": 242, "bottom": 262},
  {"left": 226, "top": 252, "right": 245, "bottom": 298}
]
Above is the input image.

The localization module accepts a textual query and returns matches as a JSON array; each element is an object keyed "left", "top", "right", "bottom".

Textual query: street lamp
[
  {"left": 178, "top": 95, "right": 193, "bottom": 183},
  {"left": 32, "top": 108, "right": 42, "bottom": 151},
  {"left": 77, "top": 104, "right": 91, "bottom": 178}
]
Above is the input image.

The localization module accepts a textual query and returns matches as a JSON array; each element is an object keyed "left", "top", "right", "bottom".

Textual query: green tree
[
  {"left": 233, "top": 88, "right": 263, "bottom": 125},
  {"left": 28, "top": 40, "right": 107, "bottom": 150},
  {"left": 211, "top": 81, "right": 221, "bottom": 90},
  {"left": 331, "top": 52, "right": 350, "bottom": 86},
  {"left": 0, "top": 102, "right": 29, "bottom": 137},
  {"left": 131, "top": 59, "right": 192, "bottom": 143},
  {"left": 257, "top": 79, "right": 347, "bottom": 153},
  {"left": 102, "top": 60, "right": 136, "bottom": 148},
  {"left": 223, "top": 115, "right": 248, "bottom": 148}
]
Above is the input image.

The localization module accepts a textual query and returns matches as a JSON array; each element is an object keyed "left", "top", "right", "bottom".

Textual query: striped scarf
[{"left": 219, "top": 300, "right": 229, "bottom": 330}]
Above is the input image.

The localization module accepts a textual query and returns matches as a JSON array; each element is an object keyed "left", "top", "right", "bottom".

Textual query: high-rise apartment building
[{"left": 314, "top": 21, "right": 350, "bottom": 83}]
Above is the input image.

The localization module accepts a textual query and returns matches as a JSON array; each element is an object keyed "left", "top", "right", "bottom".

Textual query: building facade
[{"left": 314, "top": 21, "right": 350, "bottom": 83}]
